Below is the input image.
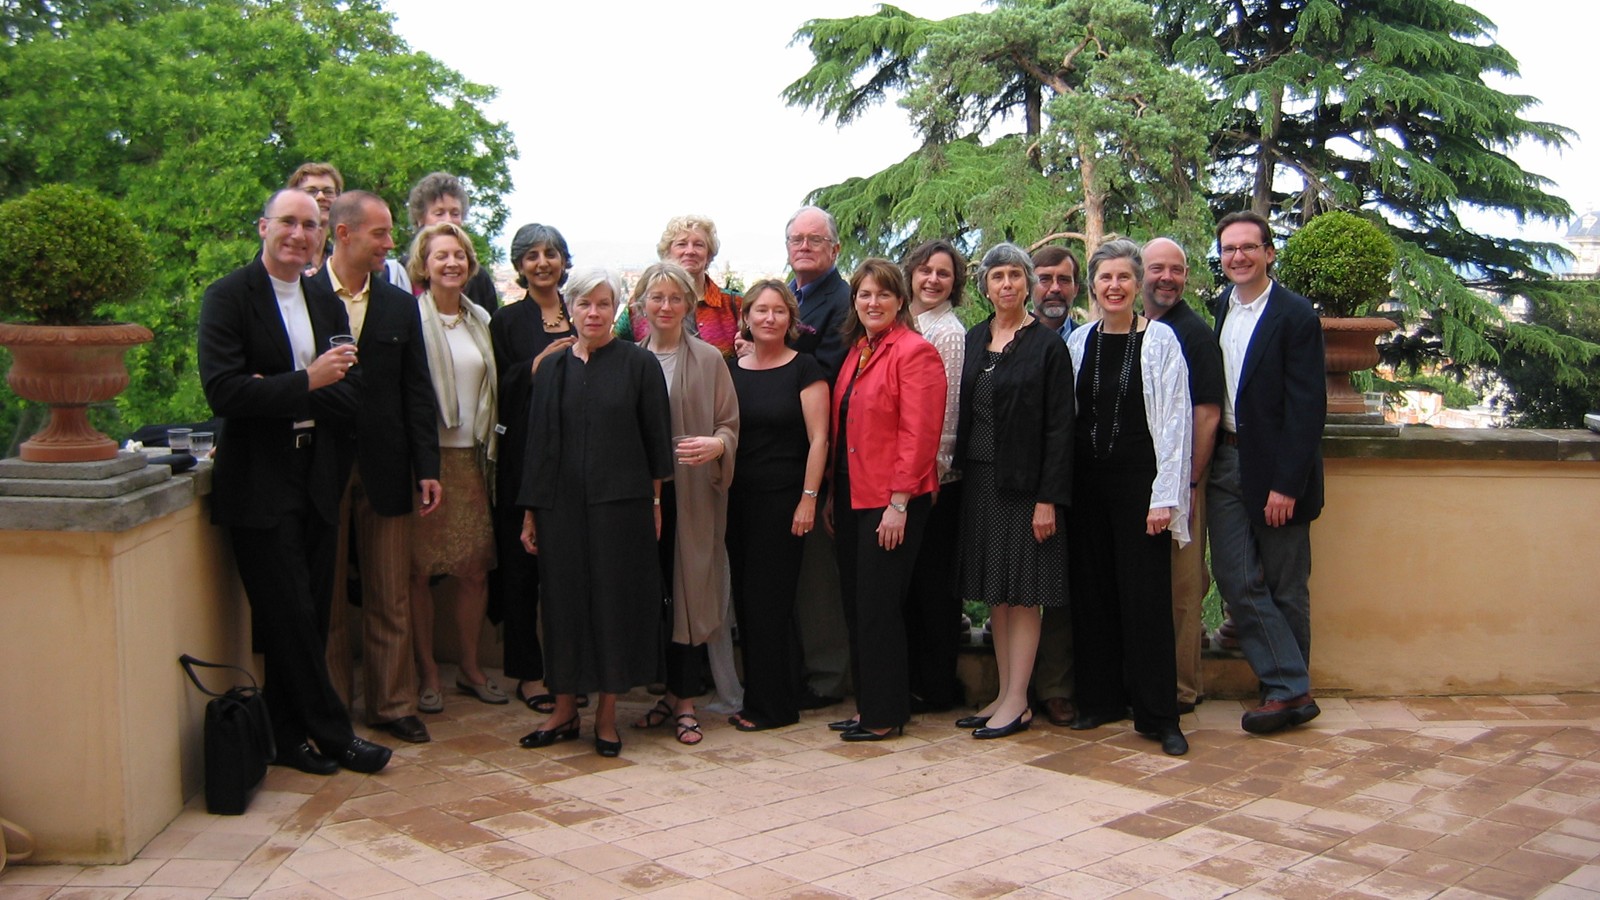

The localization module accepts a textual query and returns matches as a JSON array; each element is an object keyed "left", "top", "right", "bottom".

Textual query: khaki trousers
[
  {"left": 1173, "top": 465, "right": 1211, "bottom": 705},
  {"left": 327, "top": 469, "right": 418, "bottom": 724}
]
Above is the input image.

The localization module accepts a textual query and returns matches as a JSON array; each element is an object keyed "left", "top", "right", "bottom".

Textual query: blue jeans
[{"left": 1206, "top": 444, "right": 1312, "bottom": 701}]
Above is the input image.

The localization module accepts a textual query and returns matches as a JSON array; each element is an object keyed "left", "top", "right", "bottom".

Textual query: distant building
[{"left": 1563, "top": 210, "right": 1600, "bottom": 278}]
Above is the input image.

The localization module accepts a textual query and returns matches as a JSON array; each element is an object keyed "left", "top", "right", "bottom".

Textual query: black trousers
[
  {"left": 656, "top": 481, "right": 706, "bottom": 699},
  {"left": 836, "top": 493, "right": 932, "bottom": 730},
  {"left": 904, "top": 479, "right": 965, "bottom": 709},
  {"left": 494, "top": 501, "right": 544, "bottom": 683},
  {"left": 228, "top": 461, "right": 355, "bottom": 751},
  {"left": 727, "top": 486, "right": 804, "bottom": 727},
  {"left": 1068, "top": 462, "right": 1179, "bottom": 733}
]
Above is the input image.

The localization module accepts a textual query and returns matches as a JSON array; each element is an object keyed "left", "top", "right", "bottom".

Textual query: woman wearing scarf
[{"left": 405, "top": 222, "right": 501, "bottom": 713}]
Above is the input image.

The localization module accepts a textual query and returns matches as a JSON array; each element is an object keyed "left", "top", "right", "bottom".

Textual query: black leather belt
[
  {"left": 292, "top": 429, "right": 314, "bottom": 449},
  {"left": 1219, "top": 430, "right": 1239, "bottom": 447}
]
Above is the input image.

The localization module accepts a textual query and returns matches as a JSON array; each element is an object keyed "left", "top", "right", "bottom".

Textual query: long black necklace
[{"left": 1091, "top": 324, "right": 1140, "bottom": 460}]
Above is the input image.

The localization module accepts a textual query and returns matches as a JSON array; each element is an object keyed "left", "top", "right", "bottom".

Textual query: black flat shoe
[
  {"left": 595, "top": 734, "right": 621, "bottom": 758},
  {"left": 374, "top": 715, "right": 430, "bottom": 744},
  {"left": 973, "top": 712, "right": 1031, "bottom": 740},
  {"left": 840, "top": 724, "right": 903, "bottom": 742},
  {"left": 519, "top": 717, "right": 580, "bottom": 748},
  {"left": 1069, "top": 711, "right": 1127, "bottom": 731},
  {"left": 336, "top": 737, "right": 393, "bottom": 774},
  {"left": 828, "top": 717, "right": 861, "bottom": 732},
  {"left": 954, "top": 714, "right": 990, "bottom": 729},
  {"left": 276, "top": 741, "right": 338, "bottom": 776}
]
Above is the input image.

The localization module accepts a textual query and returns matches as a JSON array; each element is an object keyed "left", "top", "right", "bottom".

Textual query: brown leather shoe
[
  {"left": 1241, "top": 694, "right": 1319, "bottom": 735},
  {"left": 1042, "top": 697, "right": 1076, "bottom": 727}
]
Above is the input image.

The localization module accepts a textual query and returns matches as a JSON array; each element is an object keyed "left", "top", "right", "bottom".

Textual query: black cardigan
[{"left": 953, "top": 317, "right": 1075, "bottom": 506}]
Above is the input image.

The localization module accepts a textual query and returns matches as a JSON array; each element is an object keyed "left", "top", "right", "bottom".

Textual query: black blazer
[
  {"left": 489, "top": 298, "right": 570, "bottom": 506},
  {"left": 307, "top": 267, "right": 439, "bottom": 517},
  {"left": 791, "top": 267, "right": 850, "bottom": 384},
  {"left": 954, "top": 317, "right": 1075, "bottom": 506},
  {"left": 198, "top": 257, "right": 360, "bottom": 528},
  {"left": 1213, "top": 281, "right": 1326, "bottom": 525}
]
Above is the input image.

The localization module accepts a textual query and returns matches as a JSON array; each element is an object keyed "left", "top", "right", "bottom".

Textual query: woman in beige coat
[{"left": 630, "top": 261, "right": 739, "bottom": 745}]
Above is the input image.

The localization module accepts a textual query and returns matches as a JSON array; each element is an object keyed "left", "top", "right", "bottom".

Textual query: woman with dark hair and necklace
[
  {"left": 1064, "top": 238, "right": 1193, "bottom": 756},
  {"left": 489, "top": 224, "right": 576, "bottom": 714},
  {"left": 953, "top": 242, "right": 1074, "bottom": 740}
]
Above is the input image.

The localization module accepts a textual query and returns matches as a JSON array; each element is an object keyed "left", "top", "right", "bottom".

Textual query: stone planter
[
  {"left": 1321, "top": 316, "right": 1397, "bottom": 416},
  {"left": 0, "top": 323, "right": 154, "bottom": 462}
]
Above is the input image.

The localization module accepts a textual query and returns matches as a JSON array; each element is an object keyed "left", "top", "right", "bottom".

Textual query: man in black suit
[
  {"left": 314, "top": 191, "right": 441, "bottom": 745},
  {"left": 785, "top": 205, "right": 851, "bottom": 707},
  {"left": 198, "top": 188, "right": 392, "bottom": 775},
  {"left": 1208, "top": 211, "right": 1327, "bottom": 735}
]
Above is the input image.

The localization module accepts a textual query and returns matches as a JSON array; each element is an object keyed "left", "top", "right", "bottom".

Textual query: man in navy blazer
[
  {"left": 310, "top": 191, "right": 441, "bottom": 745},
  {"left": 1208, "top": 211, "right": 1326, "bottom": 735},
  {"left": 198, "top": 188, "right": 392, "bottom": 775}
]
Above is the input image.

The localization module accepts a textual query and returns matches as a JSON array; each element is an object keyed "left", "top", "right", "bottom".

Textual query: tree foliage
[
  {"left": 0, "top": 184, "right": 152, "bottom": 324},
  {"left": 1493, "top": 281, "right": 1600, "bottom": 427},
  {"left": 786, "top": 0, "right": 1214, "bottom": 273},
  {"left": 0, "top": 0, "right": 516, "bottom": 445},
  {"left": 1277, "top": 209, "right": 1394, "bottom": 318},
  {"left": 1157, "top": 0, "right": 1598, "bottom": 383}
]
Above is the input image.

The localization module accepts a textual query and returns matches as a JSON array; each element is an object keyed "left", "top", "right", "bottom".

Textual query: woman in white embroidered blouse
[
  {"left": 1063, "top": 238, "right": 1192, "bottom": 757},
  {"left": 900, "top": 239, "right": 969, "bottom": 714}
]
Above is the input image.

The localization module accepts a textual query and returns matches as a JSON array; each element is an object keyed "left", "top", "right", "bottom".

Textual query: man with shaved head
[{"left": 1141, "top": 238, "right": 1224, "bottom": 715}]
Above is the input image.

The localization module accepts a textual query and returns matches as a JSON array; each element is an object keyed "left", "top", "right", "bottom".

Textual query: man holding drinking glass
[{"left": 197, "top": 188, "right": 393, "bottom": 775}]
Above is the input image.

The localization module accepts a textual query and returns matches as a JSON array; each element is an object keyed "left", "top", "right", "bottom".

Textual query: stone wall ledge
[
  {"left": 1325, "top": 426, "right": 1600, "bottom": 462},
  {"left": 0, "top": 453, "right": 211, "bottom": 533}
]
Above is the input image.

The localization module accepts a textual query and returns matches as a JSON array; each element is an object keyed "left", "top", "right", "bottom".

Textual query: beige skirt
[{"left": 412, "top": 447, "right": 496, "bottom": 578}]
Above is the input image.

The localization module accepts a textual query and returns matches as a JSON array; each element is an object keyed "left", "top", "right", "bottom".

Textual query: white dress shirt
[{"left": 1220, "top": 280, "right": 1272, "bottom": 433}]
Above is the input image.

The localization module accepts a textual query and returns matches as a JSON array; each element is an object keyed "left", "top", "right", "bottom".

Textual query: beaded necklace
[{"left": 1090, "top": 324, "right": 1141, "bottom": 459}]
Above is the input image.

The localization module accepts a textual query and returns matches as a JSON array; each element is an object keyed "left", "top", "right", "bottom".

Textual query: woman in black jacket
[{"left": 953, "top": 242, "right": 1074, "bottom": 739}]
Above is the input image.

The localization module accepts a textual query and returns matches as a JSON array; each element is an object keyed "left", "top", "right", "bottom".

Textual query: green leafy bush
[
  {"left": 1278, "top": 210, "right": 1396, "bottom": 318},
  {"left": 0, "top": 185, "right": 152, "bottom": 325}
]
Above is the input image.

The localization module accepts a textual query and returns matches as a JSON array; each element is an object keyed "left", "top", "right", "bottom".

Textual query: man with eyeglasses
[
  {"left": 784, "top": 205, "right": 852, "bottom": 710},
  {"left": 286, "top": 162, "right": 343, "bottom": 273},
  {"left": 1209, "top": 211, "right": 1326, "bottom": 736},
  {"left": 197, "top": 188, "right": 393, "bottom": 775},
  {"left": 1027, "top": 243, "right": 1081, "bottom": 727},
  {"left": 1141, "top": 238, "right": 1224, "bottom": 717}
]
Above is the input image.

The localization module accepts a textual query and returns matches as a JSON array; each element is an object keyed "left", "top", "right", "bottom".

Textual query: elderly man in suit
[
  {"left": 784, "top": 205, "right": 852, "bottom": 708},
  {"left": 314, "top": 190, "right": 442, "bottom": 745},
  {"left": 1208, "top": 211, "right": 1326, "bottom": 735},
  {"left": 198, "top": 188, "right": 392, "bottom": 775}
]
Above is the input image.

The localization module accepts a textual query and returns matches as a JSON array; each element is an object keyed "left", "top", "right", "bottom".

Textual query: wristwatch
[{"left": 888, "top": 500, "right": 908, "bottom": 513}]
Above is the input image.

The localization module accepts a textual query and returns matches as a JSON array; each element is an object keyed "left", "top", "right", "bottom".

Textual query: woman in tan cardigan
[{"left": 630, "top": 261, "right": 740, "bottom": 745}]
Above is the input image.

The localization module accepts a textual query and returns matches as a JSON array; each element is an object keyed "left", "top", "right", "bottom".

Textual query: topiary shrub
[
  {"left": 1278, "top": 209, "right": 1396, "bottom": 318},
  {"left": 0, "top": 184, "right": 153, "bottom": 325}
]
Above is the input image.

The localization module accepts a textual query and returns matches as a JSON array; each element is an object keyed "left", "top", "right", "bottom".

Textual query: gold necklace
[
  {"left": 439, "top": 310, "right": 463, "bottom": 330},
  {"left": 542, "top": 307, "right": 568, "bottom": 329}
]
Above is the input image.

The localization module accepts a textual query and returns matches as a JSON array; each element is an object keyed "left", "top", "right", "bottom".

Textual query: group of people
[{"left": 197, "top": 164, "right": 1327, "bottom": 772}]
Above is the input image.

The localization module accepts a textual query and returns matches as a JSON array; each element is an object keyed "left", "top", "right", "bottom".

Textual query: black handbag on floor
[{"left": 178, "top": 654, "right": 277, "bottom": 815}]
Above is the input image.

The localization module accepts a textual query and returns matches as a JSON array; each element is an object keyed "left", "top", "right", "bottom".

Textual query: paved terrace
[{"left": 2, "top": 681, "right": 1598, "bottom": 899}]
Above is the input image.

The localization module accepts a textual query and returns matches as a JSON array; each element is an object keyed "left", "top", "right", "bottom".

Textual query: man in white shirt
[{"left": 1208, "top": 211, "right": 1326, "bottom": 735}]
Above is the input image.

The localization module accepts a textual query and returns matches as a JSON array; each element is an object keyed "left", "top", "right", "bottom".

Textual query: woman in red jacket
[{"left": 826, "top": 258, "right": 947, "bottom": 741}]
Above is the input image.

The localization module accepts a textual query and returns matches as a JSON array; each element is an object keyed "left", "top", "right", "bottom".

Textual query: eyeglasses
[
  {"left": 1220, "top": 243, "right": 1266, "bottom": 256},
  {"left": 1037, "top": 274, "right": 1077, "bottom": 287},
  {"left": 301, "top": 186, "right": 339, "bottom": 197},
  {"left": 787, "top": 234, "right": 833, "bottom": 249}
]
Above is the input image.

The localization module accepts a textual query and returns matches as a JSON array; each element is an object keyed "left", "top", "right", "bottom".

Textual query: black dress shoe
[
  {"left": 1160, "top": 728, "right": 1189, "bottom": 756},
  {"left": 1176, "top": 701, "right": 1197, "bottom": 715},
  {"left": 375, "top": 715, "right": 430, "bottom": 744},
  {"left": 594, "top": 734, "right": 622, "bottom": 758},
  {"left": 840, "top": 724, "right": 902, "bottom": 742},
  {"left": 335, "top": 737, "right": 393, "bottom": 774},
  {"left": 973, "top": 713, "right": 1031, "bottom": 740},
  {"left": 276, "top": 741, "right": 338, "bottom": 776},
  {"left": 1069, "top": 711, "right": 1127, "bottom": 731},
  {"left": 798, "top": 688, "right": 844, "bottom": 710},
  {"left": 828, "top": 717, "right": 861, "bottom": 732},
  {"left": 519, "top": 716, "right": 580, "bottom": 748},
  {"left": 954, "top": 714, "right": 991, "bottom": 729}
]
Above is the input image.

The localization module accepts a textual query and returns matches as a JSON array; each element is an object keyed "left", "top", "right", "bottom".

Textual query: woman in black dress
[
  {"left": 517, "top": 267, "right": 673, "bottom": 758},
  {"left": 725, "top": 280, "right": 829, "bottom": 731},
  {"left": 489, "top": 224, "right": 574, "bottom": 714},
  {"left": 954, "top": 242, "right": 1074, "bottom": 739}
]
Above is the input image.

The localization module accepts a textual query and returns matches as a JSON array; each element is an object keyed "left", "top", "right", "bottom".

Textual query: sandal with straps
[
  {"left": 674, "top": 712, "right": 703, "bottom": 745},
  {"left": 633, "top": 699, "right": 673, "bottom": 729}
]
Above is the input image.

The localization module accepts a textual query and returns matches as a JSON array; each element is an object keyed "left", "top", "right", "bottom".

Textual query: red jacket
[{"left": 830, "top": 322, "right": 947, "bottom": 510}]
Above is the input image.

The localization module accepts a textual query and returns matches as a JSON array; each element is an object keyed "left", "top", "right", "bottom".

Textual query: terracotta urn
[
  {"left": 1321, "top": 316, "right": 1397, "bottom": 415},
  {"left": 0, "top": 322, "right": 154, "bottom": 462}
]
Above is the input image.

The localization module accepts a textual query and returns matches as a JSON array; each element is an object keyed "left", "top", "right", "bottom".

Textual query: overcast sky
[{"left": 382, "top": 0, "right": 1600, "bottom": 275}]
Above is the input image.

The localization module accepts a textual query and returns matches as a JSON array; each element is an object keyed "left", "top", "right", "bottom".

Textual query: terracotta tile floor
[{"left": 5, "top": 683, "right": 1600, "bottom": 898}]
